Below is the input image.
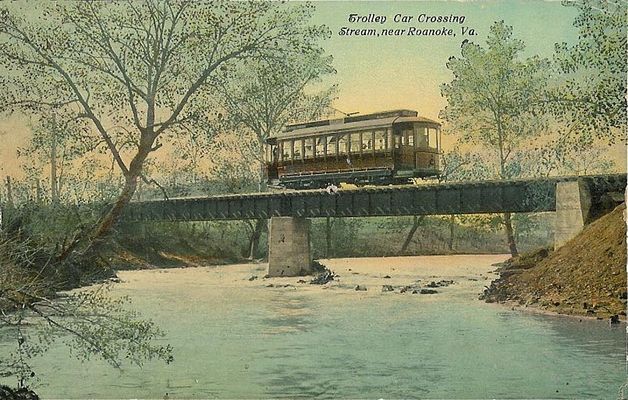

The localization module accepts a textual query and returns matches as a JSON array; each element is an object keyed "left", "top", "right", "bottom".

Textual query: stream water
[{"left": 0, "top": 255, "right": 625, "bottom": 399}]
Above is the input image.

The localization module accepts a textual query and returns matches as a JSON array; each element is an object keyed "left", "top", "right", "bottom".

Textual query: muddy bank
[{"left": 481, "top": 203, "right": 627, "bottom": 320}]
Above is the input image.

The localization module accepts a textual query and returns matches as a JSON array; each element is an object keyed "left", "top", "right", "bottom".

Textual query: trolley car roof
[{"left": 272, "top": 115, "right": 440, "bottom": 141}]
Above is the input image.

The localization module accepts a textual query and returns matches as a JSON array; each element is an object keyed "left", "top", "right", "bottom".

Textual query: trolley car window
[
  {"left": 293, "top": 139, "right": 302, "bottom": 160},
  {"left": 416, "top": 125, "right": 427, "bottom": 147},
  {"left": 282, "top": 140, "right": 292, "bottom": 161},
  {"left": 326, "top": 136, "right": 336, "bottom": 156},
  {"left": 428, "top": 127, "right": 437, "bottom": 149},
  {"left": 316, "top": 136, "right": 325, "bottom": 157},
  {"left": 350, "top": 133, "right": 361, "bottom": 154},
  {"left": 362, "top": 131, "right": 373, "bottom": 150},
  {"left": 338, "top": 134, "right": 348, "bottom": 154},
  {"left": 374, "top": 130, "right": 386, "bottom": 150},
  {"left": 401, "top": 128, "right": 413, "bottom": 147},
  {"left": 304, "top": 138, "right": 314, "bottom": 159}
]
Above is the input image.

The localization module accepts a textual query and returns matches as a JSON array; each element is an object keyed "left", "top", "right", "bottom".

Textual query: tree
[
  {"left": 214, "top": 53, "right": 335, "bottom": 259},
  {"left": 0, "top": 1, "right": 330, "bottom": 260},
  {"left": 438, "top": 147, "right": 493, "bottom": 252},
  {"left": 0, "top": 235, "right": 173, "bottom": 393},
  {"left": 440, "top": 21, "right": 550, "bottom": 256},
  {"left": 217, "top": 55, "right": 336, "bottom": 190},
  {"left": 547, "top": 0, "right": 627, "bottom": 142},
  {"left": 17, "top": 113, "right": 93, "bottom": 204}
]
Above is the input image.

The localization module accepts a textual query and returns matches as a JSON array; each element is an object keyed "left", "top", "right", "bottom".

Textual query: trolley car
[{"left": 265, "top": 109, "right": 441, "bottom": 189}]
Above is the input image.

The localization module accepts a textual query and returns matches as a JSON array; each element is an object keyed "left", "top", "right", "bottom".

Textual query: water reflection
[{"left": 261, "top": 293, "right": 314, "bottom": 335}]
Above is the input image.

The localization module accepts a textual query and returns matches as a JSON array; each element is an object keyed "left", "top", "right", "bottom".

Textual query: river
[{"left": 1, "top": 255, "right": 625, "bottom": 398}]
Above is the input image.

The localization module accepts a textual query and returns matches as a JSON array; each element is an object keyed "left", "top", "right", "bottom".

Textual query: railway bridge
[{"left": 124, "top": 174, "right": 626, "bottom": 277}]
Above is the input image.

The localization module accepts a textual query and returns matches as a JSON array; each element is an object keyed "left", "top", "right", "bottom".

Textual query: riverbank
[
  {"left": 481, "top": 203, "right": 627, "bottom": 320},
  {"left": 116, "top": 254, "right": 509, "bottom": 302}
]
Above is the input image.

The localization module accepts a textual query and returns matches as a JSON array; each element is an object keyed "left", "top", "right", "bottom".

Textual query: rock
[
  {"left": 266, "top": 284, "right": 274, "bottom": 287},
  {"left": 383, "top": 275, "right": 391, "bottom": 279},
  {"left": 297, "top": 279, "right": 307, "bottom": 284},
  {"left": 310, "top": 269, "right": 335, "bottom": 285},
  {"left": 0, "top": 385, "right": 39, "bottom": 400},
  {"left": 310, "top": 260, "right": 327, "bottom": 273},
  {"left": 609, "top": 315, "right": 620, "bottom": 324},
  {"left": 425, "top": 280, "right": 453, "bottom": 288},
  {"left": 355, "top": 285, "right": 367, "bottom": 291},
  {"left": 381, "top": 285, "right": 394, "bottom": 292},
  {"left": 248, "top": 275, "right": 258, "bottom": 281},
  {"left": 420, "top": 289, "right": 438, "bottom": 294},
  {"left": 411, "top": 290, "right": 419, "bottom": 294}
]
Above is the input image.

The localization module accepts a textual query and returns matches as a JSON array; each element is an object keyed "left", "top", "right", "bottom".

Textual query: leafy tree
[
  {"left": 217, "top": 56, "right": 336, "bottom": 189},
  {"left": 213, "top": 54, "right": 335, "bottom": 258},
  {"left": 0, "top": 1, "right": 330, "bottom": 260},
  {"left": 548, "top": 0, "right": 627, "bottom": 142},
  {"left": 17, "top": 114, "right": 93, "bottom": 204},
  {"left": 440, "top": 21, "right": 550, "bottom": 256},
  {"left": 0, "top": 236, "right": 173, "bottom": 393}
]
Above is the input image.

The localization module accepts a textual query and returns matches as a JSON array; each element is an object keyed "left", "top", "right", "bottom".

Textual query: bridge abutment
[
  {"left": 268, "top": 217, "right": 312, "bottom": 277},
  {"left": 554, "top": 180, "right": 591, "bottom": 249}
]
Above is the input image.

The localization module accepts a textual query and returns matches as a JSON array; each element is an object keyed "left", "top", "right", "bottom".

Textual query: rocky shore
[{"left": 481, "top": 203, "right": 627, "bottom": 320}]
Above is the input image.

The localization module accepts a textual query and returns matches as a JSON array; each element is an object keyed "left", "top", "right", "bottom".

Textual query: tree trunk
[
  {"left": 136, "top": 178, "right": 143, "bottom": 201},
  {"left": 325, "top": 216, "right": 332, "bottom": 258},
  {"left": 35, "top": 180, "right": 42, "bottom": 203},
  {"left": 247, "top": 219, "right": 265, "bottom": 260},
  {"left": 57, "top": 173, "right": 140, "bottom": 262},
  {"left": 5, "top": 176, "right": 13, "bottom": 207},
  {"left": 448, "top": 214, "right": 455, "bottom": 251},
  {"left": 503, "top": 212, "right": 518, "bottom": 257},
  {"left": 50, "top": 133, "right": 59, "bottom": 204},
  {"left": 401, "top": 216, "right": 424, "bottom": 254}
]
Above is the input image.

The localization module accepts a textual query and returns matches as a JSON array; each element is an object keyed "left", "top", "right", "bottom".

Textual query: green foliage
[
  {"left": 0, "top": 232, "right": 173, "bottom": 390},
  {"left": 440, "top": 148, "right": 492, "bottom": 181},
  {"left": 209, "top": 46, "right": 336, "bottom": 191},
  {"left": 548, "top": 0, "right": 627, "bottom": 140},
  {"left": 1, "top": 284, "right": 173, "bottom": 389},
  {"left": 0, "top": 1, "right": 336, "bottom": 257},
  {"left": 440, "top": 21, "right": 550, "bottom": 178},
  {"left": 311, "top": 217, "right": 362, "bottom": 258}
]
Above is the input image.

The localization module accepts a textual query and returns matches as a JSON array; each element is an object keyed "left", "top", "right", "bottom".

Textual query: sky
[
  {"left": 0, "top": 1, "right": 624, "bottom": 179},
  {"left": 310, "top": 0, "right": 579, "bottom": 119}
]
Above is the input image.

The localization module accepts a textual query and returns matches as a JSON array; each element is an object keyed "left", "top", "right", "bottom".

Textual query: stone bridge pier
[
  {"left": 268, "top": 217, "right": 312, "bottom": 277},
  {"left": 554, "top": 179, "right": 591, "bottom": 249}
]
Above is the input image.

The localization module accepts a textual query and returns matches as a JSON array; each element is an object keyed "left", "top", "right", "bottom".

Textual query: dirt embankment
[{"left": 482, "top": 203, "right": 627, "bottom": 319}]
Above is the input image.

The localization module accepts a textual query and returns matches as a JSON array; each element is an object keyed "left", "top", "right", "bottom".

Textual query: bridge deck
[{"left": 123, "top": 174, "right": 626, "bottom": 221}]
